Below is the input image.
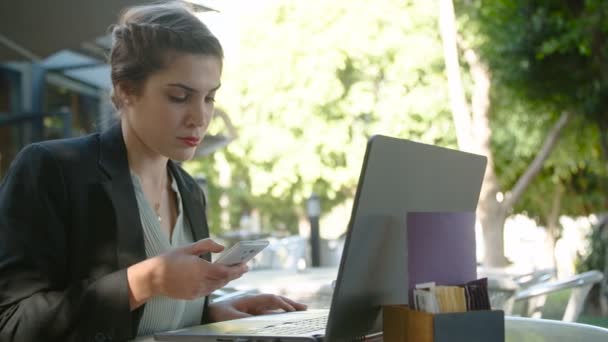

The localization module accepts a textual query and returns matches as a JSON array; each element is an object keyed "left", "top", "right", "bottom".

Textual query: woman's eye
[
  {"left": 169, "top": 94, "right": 188, "bottom": 103},
  {"left": 205, "top": 96, "right": 216, "bottom": 103}
]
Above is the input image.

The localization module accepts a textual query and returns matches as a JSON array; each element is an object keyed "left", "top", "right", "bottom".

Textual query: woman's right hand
[
  {"left": 127, "top": 238, "right": 248, "bottom": 309},
  {"left": 155, "top": 239, "right": 248, "bottom": 300}
]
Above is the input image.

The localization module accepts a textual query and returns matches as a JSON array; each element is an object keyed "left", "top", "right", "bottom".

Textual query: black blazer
[{"left": 0, "top": 123, "right": 212, "bottom": 342}]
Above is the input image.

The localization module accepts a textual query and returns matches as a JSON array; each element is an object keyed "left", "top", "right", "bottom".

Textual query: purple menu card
[{"left": 407, "top": 211, "right": 477, "bottom": 305}]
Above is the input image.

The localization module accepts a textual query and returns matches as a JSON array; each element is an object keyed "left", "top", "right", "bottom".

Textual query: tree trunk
[
  {"left": 438, "top": 0, "right": 572, "bottom": 267},
  {"left": 479, "top": 194, "right": 509, "bottom": 267},
  {"left": 480, "top": 112, "right": 571, "bottom": 267},
  {"left": 439, "top": 0, "right": 509, "bottom": 266},
  {"left": 438, "top": 0, "right": 473, "bottom": 152},
  {"left": 545, "top": 186, "right": 563, "bottom": 273},
  {"left": 460, "top": 44, "right": 511, "bottom": 267}
]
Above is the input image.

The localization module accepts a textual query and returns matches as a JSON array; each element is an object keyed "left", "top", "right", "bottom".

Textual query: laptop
[{"left": 155, "top": 135, "right": 487, "bottom": 341}]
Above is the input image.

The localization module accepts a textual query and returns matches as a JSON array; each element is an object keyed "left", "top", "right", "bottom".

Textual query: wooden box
[{"left": 383, "top": 305, "right": 504, "bottom": 342}]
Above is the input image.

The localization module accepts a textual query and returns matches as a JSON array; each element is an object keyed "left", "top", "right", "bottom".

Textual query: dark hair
[{"left": 109, "top": 1, "right": 223, "bottom": 108}]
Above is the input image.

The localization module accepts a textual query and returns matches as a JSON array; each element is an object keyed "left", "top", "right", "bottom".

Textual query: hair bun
[{"left": 109, "top": 24, "right": 126, "bottom": 46}]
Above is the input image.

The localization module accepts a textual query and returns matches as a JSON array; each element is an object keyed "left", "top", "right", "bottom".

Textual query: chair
[
  {"left": 512, "top": 268, "right": 555, "bottom": 288},
  {"left": 509, "top": 270, "right": 604, "bottom": 322},
  {"left": 483, "top": 267, "right": 555, "bottom": 313}
]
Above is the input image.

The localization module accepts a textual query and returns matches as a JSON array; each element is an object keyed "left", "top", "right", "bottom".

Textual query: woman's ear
[{"left": 113, "top": 82, "right": 135, "bottom": 109}]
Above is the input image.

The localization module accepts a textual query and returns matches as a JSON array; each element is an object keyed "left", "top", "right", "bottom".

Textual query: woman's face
[{"left": 121, "top": 53, "right": 222, "bottom": 161}]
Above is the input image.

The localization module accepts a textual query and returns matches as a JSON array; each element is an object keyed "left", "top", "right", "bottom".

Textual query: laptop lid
[{"left": 325, "top": 135, "right": 486, "bottom": 340}]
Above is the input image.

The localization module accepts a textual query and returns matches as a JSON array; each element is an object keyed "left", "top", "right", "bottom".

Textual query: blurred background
[{"left": 1, "top": 0, "right": 607, "bottom": 329}]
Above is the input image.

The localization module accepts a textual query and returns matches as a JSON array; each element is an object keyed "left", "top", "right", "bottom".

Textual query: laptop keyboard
[{"left": 240, "top": 314, "right": 328, "bottom": 335}]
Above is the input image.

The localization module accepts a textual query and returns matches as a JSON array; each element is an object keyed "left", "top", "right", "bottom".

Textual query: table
[
  {"left": 505, "top": 316, "right": 608, "bottom": 341},
  {"left": 132, "top": 268, "right": 608, "bottom": 341},
  {"left": 132, "top": 316, "right": 608, "bottom": 341}
]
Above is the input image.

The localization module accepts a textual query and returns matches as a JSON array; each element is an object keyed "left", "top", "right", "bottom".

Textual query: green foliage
[
  {"left": 461, "top": 0, "right": 608, "bottom": 118},
  {"left": 458, "top": 0, "right": 608, "bottom": 226},
  {"left": 186, "top": 0, "right": 456, "bottom": 235},
  {"left": 189, "top": 0, "right": 607, "bottom": 237},
  {"left": 492, "top": 109, "right": 607, "bottom": 223}
]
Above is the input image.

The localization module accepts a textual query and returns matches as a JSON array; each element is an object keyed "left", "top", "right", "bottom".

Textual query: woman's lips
[{"left": 178, "top": 137, "right": 200, "bottom": 147}]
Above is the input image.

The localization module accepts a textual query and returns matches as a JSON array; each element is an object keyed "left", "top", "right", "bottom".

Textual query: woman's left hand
[{"left": 208, "top": 294, "right": 308, "bottom": 322}]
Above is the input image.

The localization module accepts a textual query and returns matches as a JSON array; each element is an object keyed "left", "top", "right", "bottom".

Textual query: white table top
[
  {"left": 132, "top": 268, "right": 608, "bottom": 341},
  {"left": 505, "top": 316, "right": 608, "bottom": 341},
  {"left": 132, "top": 315, "right": 608, "bottom": 341}
]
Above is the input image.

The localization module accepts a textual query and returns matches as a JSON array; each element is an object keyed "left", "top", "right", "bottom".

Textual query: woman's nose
[{"left": 188, "top": 104, "right": 212, "bottom": 128}]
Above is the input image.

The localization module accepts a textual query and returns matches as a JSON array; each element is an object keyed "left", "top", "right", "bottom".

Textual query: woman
[{"left": 0, "top": 2, "right": 305, "bottom": 341}]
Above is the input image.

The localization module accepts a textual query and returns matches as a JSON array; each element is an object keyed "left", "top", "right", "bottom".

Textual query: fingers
[
  {"left": 185, "top": 238, "right": 224, "bottom": 256},
  {"left": 280, "top": 296, "right": 308, "bottom": 311},
  {"left": 205, "top": 263, "right": 249, "bottom": 281},
  {"left": 227, "top": 308, "right": 253, "bottom": 319},
  {"left": 160, "top": 243, "right": 249, "bottom": 299},
  {"left": 186, "top": 261, "right": 248, "bottom": 298},
  {"left": 234, "top": 263, "right": 249, "bottom": 277},
  {"left": 220, "top": 294, "right": 309, "bottom": 316},
  {"left": 208, "top": 302, "right": 253, "bottom": 322},
  {"left": 261, "top": 294, "right": 297, "bottom": 313},
  {"left": 197, "top": 279, "right": 230, "bottom": 298},
  {"left": 250, "top": 294, "right": 308, "bottom": 315},
  {"left": 275, "top": 296, "right": 297, "bottom": 312}
]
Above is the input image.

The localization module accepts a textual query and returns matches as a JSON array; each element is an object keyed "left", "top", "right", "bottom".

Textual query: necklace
[
  {"left": 152, "top": 175, "right": 167, "bottom": 223},
  {"left": 154, "top": 202, "right": 162, "bottom": 222}
]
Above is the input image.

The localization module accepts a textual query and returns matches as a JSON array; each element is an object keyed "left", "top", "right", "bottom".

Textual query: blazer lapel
[
  {"left": 169, "top": 161, "right": 210, "bottom": 261},
  {"left": 169, "top": 162, "right": 213, "bottom": 324},
  {"left": 98, "top": 123, "right": 147, "bottom": 269}
]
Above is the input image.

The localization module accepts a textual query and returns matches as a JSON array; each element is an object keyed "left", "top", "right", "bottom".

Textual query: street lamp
[{"left": 307, "top": 193, "right": 321, "bottom": 267}]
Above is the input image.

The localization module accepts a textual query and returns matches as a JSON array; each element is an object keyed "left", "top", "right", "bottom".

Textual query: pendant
[{"left": 154, "top": 202, "right": 162, "bottom": 222}]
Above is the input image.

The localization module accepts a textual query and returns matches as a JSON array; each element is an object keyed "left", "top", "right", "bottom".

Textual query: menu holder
[
  {"left": 383, "top": 305, "right": 504, "bottom": 342},
  {"left": 384, "top": 211, "right": 503, "bottom": 341}
]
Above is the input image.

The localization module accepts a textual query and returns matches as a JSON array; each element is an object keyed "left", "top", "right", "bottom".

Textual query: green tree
[
  {"left": 187, "top": 0, "right": 456, "bottom": 235},
  {"left": 447, "top": 0, "right": 608, "bottom": 266},
  {"left": 441, "top": 0, "right": 573, "bottom": 266},
  {"left": 468, "top": 0, "right": 608, "bottom": 159}
]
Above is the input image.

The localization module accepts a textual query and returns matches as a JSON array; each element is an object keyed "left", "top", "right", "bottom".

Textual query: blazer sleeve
[{"left": 0, "top": 144, "right": 133, "bottom": 342}]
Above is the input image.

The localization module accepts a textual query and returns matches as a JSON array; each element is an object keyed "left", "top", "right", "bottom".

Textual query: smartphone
[{"left": 213, "top": 240, "right": 270, "bottom": 266}]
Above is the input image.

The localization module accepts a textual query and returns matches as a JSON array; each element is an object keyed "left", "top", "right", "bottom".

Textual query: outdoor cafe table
[
  {"left": 132, "top": 268, "right": 608, "bottom": 341},
  {"left": 132, "top": 316, "right": 608, "bottom": 341}
]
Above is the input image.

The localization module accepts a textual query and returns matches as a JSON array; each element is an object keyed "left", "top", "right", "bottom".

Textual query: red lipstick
[{"left": 178, "top": 137, "right": 200, "bottom": 147}]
